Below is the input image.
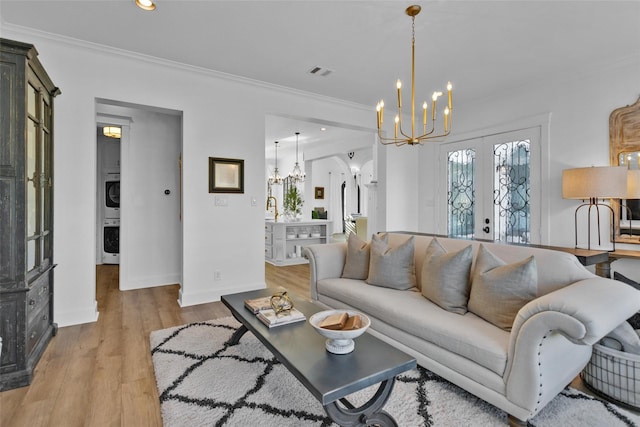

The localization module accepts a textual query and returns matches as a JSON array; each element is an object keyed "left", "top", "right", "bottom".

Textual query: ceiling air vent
[{"left": 307, "top": 66, "right": 334, "bottom": 77}]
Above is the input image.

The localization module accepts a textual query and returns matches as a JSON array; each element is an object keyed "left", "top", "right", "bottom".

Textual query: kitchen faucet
[{"left": 266, "top": 196, "right": 279, "bottom": 222}]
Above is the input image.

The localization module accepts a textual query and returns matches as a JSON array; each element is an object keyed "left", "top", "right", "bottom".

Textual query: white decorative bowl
[
  {"left": 286, "top": 234, "right": 296, "bottom": 239},
  {"left": 309, "top": 310, "right": 370, "bottom": 354},
  {"left": 298, "top": 233, "right": 310, "bottom": 238},
  {"left": 311, "top": 233, "right": 321, "bottom": 238}
]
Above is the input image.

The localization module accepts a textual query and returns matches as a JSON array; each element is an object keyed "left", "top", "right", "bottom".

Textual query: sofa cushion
[
  {"left": 341, "top": 233, "right": 371, "bottom": 280},
  {"left": 317, "top": 277, "right": 509, "bottom": 376},
  {"left": 468, "top": 245, "right": 537, "bottom": 331},
  {"left": 421, "top": 238, "right": 473, "bottom": 314},
  {"left": 366, "top": 234, "right": 416, "bottom": 290}
]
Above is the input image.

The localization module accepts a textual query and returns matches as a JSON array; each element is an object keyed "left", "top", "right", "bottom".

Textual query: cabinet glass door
[
  {"left": 26, "top": 83, "right": 39, "bottom": 272},
  {"left": 25, "top": 77, "right": 53, "bottom": 275}
]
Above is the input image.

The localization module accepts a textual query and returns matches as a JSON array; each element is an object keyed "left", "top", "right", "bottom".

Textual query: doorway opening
[{"left": 95, "top": 99, "right": 183, "bottom": 293}]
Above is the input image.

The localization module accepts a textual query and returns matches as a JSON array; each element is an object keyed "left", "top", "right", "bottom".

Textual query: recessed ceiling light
[
  {"left": 135, "top": 0, "right": 156, "bottom": 11},
  {"left": 320, "top": 127, "right": 327, "bottom": 131}
]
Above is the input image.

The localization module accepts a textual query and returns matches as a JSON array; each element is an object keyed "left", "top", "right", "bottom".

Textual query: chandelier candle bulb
[
  {"left": 447, "top": 82, "right": 453, "bottom": 110},
  {"left": 397, "top": 80, "right": 402, "bottom": 109},
  {"left": 444, "top": 108, "right": 450, "bottom": 132},
  {"left": 431, "top": 92, "right": 438, "bottom": 121},
  {"left": 423, "top": 102, "right": 427, "bottom": 125},
  {"left": 395, "top": 115, "right": 399, "bottom": 138}
]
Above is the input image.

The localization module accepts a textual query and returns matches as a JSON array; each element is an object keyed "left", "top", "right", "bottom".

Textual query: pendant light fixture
[
  {"left": 376, "top": 5, "right": 454, "bottom": 146},
  {"left": 268, "top": 141, "right": 283, "bottom": 186},
  {"left": 289, "top": 132, "right": 305, "bottom": 183},
  {"left": 103, "top": 126, "right": 121, "bottom": 139}
]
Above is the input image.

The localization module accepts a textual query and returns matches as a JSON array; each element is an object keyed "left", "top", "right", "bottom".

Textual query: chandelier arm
[
  {"left": 414, "top": 129, "right": 452, "bottom": 142},
  {"left": 378, "top": 130, "right": 408, "bottom": 146},
  {"left": 397, "top": 118, "right": 413, "bottom": 140}
]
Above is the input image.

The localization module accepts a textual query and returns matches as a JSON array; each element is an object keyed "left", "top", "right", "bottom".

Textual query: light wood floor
[{"left": 0, "top": 262, "right": 310, "bottom": 427}]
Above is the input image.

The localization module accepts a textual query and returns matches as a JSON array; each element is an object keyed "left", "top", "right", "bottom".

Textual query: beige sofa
[{"left": 304, "top": 233, "right": 640, "bottom": 425}]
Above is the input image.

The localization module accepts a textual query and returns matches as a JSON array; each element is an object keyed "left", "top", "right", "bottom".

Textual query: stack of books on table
[
  {"left": 257, "top": 308, "right": 306, "bottom": 328},
  {"left": 244, "top": 295, "right": 306, "bottom": 328},
  {"left": 244, "top": 296, "right": 273, "bottom": 314}
]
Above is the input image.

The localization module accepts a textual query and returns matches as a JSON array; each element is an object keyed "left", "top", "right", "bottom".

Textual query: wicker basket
[{"left": 581, "top": 343, "right": 640, "bottom": 410}]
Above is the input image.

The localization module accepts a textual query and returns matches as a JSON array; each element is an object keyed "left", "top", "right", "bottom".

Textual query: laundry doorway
[{"left": 96, "top": 99, "right": 183, "bottom": 291}]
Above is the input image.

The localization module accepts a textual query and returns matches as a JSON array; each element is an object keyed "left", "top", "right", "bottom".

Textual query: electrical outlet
[{"left": 214, "top": 271, "right": 222, "bottom": 281}]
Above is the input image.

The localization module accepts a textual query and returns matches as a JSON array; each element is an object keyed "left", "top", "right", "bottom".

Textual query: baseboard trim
[
  {"left": 178, "top": 282, "right": 266, "bottom": 307},
  {"left": 120, "top": 274, "right": 181, "bottom": 291},
  {"left": 54, "top": 299, "right": 99, "bottom": 327}
]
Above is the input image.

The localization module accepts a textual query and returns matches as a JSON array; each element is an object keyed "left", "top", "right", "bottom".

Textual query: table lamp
[{"left": 562, "top": 166, "right": 627, "bottom": 250}]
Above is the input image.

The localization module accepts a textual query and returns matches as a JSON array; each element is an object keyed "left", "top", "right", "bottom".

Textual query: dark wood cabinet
[{"left": 0, "top": 38, "right": 60, "bottom": 391}]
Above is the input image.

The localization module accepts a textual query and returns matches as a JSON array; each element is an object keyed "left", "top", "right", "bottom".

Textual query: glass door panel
[
  {"left": 27, "top": 118, "right": 38, "bottom": 237},
  {"left": 447, "top": 149, "right": 476, "bottom": 239},
  {"left": 440, "top": 127, "right": 539, "bottom": 244},
  {"left": 493, "top": 139, "right": 531, "bottom": 243},
  {"left": 27, "top": 239, "right": 36, "bottom": 271},
  {"left": 27, "top": 83, "right": 37, "bottom": 117}
]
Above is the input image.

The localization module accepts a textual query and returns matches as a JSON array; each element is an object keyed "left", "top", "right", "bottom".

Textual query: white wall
[
  {"left": 3, "top": 25, "right": 374, "bottom": 326},
  {"left": 417, "top": 58, "right": 640, "bottom": 249},
  {"left": 383, "top": 145, "right": 420, "bottom": 232}
]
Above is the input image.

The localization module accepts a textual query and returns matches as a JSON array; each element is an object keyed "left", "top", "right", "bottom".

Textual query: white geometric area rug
[{"left": 150, "top": 317, "right": 640, "bottom": 427}]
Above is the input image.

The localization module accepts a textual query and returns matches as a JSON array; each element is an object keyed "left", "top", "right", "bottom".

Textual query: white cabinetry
[{"left": 265, "top": 220, "right": 330, "bottom": 266}]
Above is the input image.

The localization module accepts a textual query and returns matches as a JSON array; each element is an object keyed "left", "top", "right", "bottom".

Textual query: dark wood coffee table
[{"left": 222, "top": 288, "right": 416, "bottom": 427}]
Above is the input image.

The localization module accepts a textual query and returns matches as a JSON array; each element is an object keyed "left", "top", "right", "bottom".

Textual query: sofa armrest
[
  {"left": 503, "top": 277, "right": 640, "bottom": 413},
  {"left": 512, "top": 277, "right": 640, "bottom": 347},
  {"left": 303, "top": 242, "right": 347, "bottom": 300}
]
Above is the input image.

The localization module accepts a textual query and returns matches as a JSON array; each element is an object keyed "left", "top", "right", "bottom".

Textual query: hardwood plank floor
[{"left": 0, "top": 263, "right": 310, "bottom": 427}]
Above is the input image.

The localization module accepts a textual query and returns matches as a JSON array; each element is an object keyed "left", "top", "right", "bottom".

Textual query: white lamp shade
[
  {"left": 562, "top": 166, "right": 627, "bottom": 199},
  {"left": 628, "top": 169, "right": 640, "bottom": 199}
]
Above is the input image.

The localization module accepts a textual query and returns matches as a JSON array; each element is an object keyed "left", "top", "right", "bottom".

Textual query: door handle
[{"left": 483, "top": 226, "right": 490, "bottom": 233}]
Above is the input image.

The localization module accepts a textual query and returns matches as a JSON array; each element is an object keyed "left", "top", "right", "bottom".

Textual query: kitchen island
[{"left": 265, "top": 219, "right": 331, "bottom": 266}]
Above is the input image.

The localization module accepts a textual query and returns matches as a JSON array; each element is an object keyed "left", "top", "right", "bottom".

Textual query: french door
[{"left": 439, "top": 127, "right": 541, "bottom": 244}]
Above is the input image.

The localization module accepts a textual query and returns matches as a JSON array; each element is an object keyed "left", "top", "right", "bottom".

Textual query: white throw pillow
[
  {"left": 468, "top": 244, "right": 537, "bottom": 331},
  {"left": 421, "top": 238, "right": 473, "bottom": 314}
]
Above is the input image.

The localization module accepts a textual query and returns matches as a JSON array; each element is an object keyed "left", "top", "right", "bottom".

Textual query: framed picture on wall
[
  {"left": 315, "top": 186, "right": 324, "bottom": 199},
  {"left": 209, "top": 157, "right": 244, "bottom": 193}
]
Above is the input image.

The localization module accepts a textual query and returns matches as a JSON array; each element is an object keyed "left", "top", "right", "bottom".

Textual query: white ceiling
[{"left": 2, "top": 0, "right": 639, "bottom": 157}]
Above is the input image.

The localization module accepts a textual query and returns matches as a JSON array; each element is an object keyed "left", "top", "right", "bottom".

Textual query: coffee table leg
[
  {"left": 227, "top": 324, "right": 248, "bottom": 346},
  {"left": 323, "top": 378, "right": 398, "bottom": 427}
]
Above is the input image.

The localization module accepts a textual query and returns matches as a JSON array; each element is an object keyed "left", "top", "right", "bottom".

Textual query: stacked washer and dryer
[
  {"left": 98, "top": 125, "right": 121, "bottom": 265},
  {"left": 102, "top": 173, "right": 120, "bottom": 264}
]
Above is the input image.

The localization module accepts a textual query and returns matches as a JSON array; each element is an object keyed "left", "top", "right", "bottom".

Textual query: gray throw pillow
[
  {"left": 421, "top": 238, "right": 473, "bottom": 314},
  {"left": 341, "top": 233, "right": 371, "bottom": 280},
  {"left": 468, "top": 244, "right": 537, "bottom": 331},
  {"left": 366, "top": 234, "right": 416, "bottom": 290}
]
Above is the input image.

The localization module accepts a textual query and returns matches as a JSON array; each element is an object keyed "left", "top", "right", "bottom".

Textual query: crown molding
[{"left": 1, "top": 21, "right": 372, "bottom": 113}]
